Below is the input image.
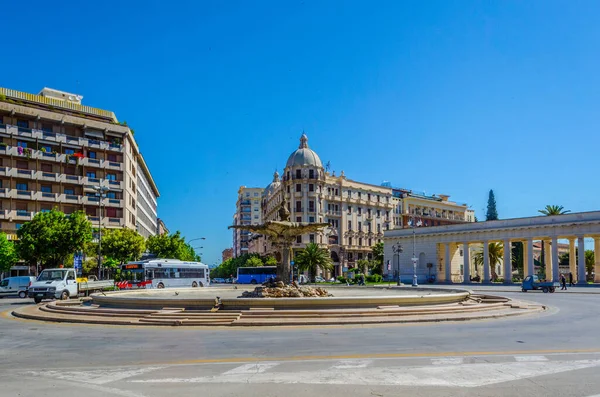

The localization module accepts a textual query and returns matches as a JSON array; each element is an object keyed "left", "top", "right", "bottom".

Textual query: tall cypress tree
[{"left": 486, "top": 189, "right": 498, "bottom": 221}]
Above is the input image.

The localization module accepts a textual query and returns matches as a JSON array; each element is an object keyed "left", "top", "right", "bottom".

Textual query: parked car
[
  {"left": 0, "top": 276, "right": 37, "bottom": 298},
  {"left": 315, "top": 276, "right": 326, "bottom": 283},
  {"left": 212, "top": 278, "right": 225, "bottom": 283}
]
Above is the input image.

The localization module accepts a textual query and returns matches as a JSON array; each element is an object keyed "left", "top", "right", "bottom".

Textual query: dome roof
[
  {"left": 264, "top": 171, "right": 281, "bottom": 196},
  {"left": 286, "top": 134, "right": 323, "bottom": 168}
]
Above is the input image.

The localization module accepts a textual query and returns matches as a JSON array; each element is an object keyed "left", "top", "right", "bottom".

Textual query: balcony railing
[{"left": 16, "top": 210, "right": 30, "bottom": 217}]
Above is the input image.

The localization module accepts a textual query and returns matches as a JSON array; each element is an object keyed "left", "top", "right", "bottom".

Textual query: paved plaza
[{"left": 1, "top": 289, "right": 599, "bottom": 397}]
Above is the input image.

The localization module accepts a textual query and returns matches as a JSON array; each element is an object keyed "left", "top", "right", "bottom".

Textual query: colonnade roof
[{"left": 384, "top": 211, "right": 600, "bottom": 243}]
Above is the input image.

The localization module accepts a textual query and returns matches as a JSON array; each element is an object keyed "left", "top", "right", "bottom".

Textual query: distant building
[
  {"left": 251, "top": 133, "right": 474, "bottom": 277},
  {"left": 222, "top": 248, "right": 233, "bottom": 263},
  {"left": 232, "top": 186, "right": 264, "bottom": 257},
  {"left": 157, "top": 218, "right": 169, "bottom": 235}
]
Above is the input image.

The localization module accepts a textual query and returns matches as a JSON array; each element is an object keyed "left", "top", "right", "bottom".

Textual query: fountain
[{"left": 228, "top": 196, "right": 329, "bottom": 283}]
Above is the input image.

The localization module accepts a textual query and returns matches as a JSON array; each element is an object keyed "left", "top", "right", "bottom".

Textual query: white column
[
  {"left": 526, "top": 239, "right": 534, "bottom": 276},
  {"left": 551, "top": 236, "right": 559, "bottom": 282},
  {"left": 544, "top": 239, "right": 553, "bottom": 281},
  {"left": 569, "top": 238, "right": 576, "bottom": 282},
  {"left": 444, "top": 243, "right": 451, "bottom": 283},
  {"left": 578, "top": 236, "right": 586, "bottom": 285},
  {"left": 594, "top": 238, "right": 600, "bottom": 283},
  {"left": 483, "top": 241, "right": 490, "bottom": 283},
  {"left": 463, "top": 242, "right": 470, "bottom": 283},
  {"left": 503, "top": 239, "right": 512, "bottom": 284}
]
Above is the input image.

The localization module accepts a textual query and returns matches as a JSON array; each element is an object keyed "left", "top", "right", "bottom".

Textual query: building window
[
  {"left": 358, "top": 221, "right": 362, "bottom": 231},
  {"left": 65, "top": 148, "right": 75, "bottom": 155},
  {"left": 335, "top": 189, "right": 338, "bottom": 195},
  {"left": 368, "top": 209, "right": 371, "bottom": 217},
  {"left": 309, "top": 234, "right": 315, "bottom": 243},
  {"left": 368, "top": 238, "right": 372, "bottom": 246},
  {"left": 287, "top": 186, "right": 290, "bottom": 193},
  {"left": 254, "top": 192, "right": 258, "bottom": 197},
  {"left": 16, "top": 120, "right": 28, "bottom": 128},
  {"left": 106, "top": 173, "right": 116, "bottom": 181},
  {"left": 296, "top": 201, "right": 302, "bottom": 212},
  {"left": 347, "top": 190, "right": 351, "bottom": 198},
  {"left": 64, "top": 188, "right": 74, "bottom": 195},
  {"left": 358, "top": 207, "right": 362, "bottom": 215},
  {"left": 40, "top": 145, "right": 52, "bottom": 152},
  {"left": 88, "top": 151, "right": 97, "bottom": 159},
  {"left": 296, "top": 236, "right": 302, "bottom": 243},
  {"left": 309, "top": 169, "right": 314, "bottom": 178},
  {"left": 309, "top": 216, "right": 315, "bottom": 223},
  {"left": 16, "top": 183, "right": 28, "bottom": 191},
  {"left": 41, "top": 185, "right": 51, "bottom": 193},
  {"left": 309, "top": 184, "right": 314, "bottom": 192},
  {"left": 245, "top": 193, "right": 250, "bottom": 197},
  {"left": 348, "top": 206, "right": 352, "bottom": 214},
  {"left": 17, "top": 141, "right": 27, "bottom": 149},
  {"left": 348, "top": 237, "right": 353, "bottom": 246},
  {"left": 377, "top": 224, "right": 381, "bottom": 233},
  {"left": 358, "top": 238, "right": 362, "bottom": 246},
  {"left": 253, "top": 207, "right": 258, "bottom": 211},
  {"left": 309, "top": 201, "right": 315, "bottom": 212},
  {"left": 15, "top": 224, "right": 22, "bottom": 230},
  {"left": 296, "top": 169, "right": 301, "bottom": 179},
  {"left": 377, "top": 210, "right": 381, "bottom": 217},
  {"left": 358, "top": 192, "right": 362, "bottom": 199},
  {"left": 296, "top": 216, "right": 302, "bottom": 222},
  {"left": 367, "top": 194, "right": 371, "bottom": 201},
  {"left": 254, "top": 215, "right": 258, "bottom": 219},
  {"left": 86, "top": 171, "right": 96, "bottom": 178},
  {"left": 348, "top": 220, "right": 352, "bottom": 230},
  {"left": 106, "top": 192, "right": 116, "bottom": 199},
  {"left": 296, "top": 184, "right": 301, "bottom": 192}
]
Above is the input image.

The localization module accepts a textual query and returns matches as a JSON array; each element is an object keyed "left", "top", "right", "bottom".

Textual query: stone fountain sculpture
[{"left": 229, "top": 197, "right": 329, "bottom": 283}]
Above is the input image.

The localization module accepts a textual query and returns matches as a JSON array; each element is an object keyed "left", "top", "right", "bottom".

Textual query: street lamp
[
  {"left": 392, "top": 241, "right": 403, "bottom": 286},
  {"left": 93, "top": 185, "right": 110, "bottom": 279},
  {"left": 411, "top": 220, "right": 419, "bottom": 287},
  {"left": 188, "top": 237, "right": 206, "bottom": 244}
]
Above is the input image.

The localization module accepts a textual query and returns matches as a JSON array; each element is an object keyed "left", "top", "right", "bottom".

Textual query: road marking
[
  {"left": 514, "top": 355, "right": 549, "bottom": 362},
  {"left": 26, "top": 367, "right": 163, "bottom": 385},
  {"left": 223, "top": 362, "right": 279, "bottom": 375},
  {"left": 332, "top": 359, "right": 373, "bottom": 369},
  {"left": 130, "top": 360, "right": 600, "bottom": 388},
  {"left": 431, "top": 357, "right": 464, "bottom": 365},
  {"left": 149, "top": 348, "right": 600, "bottom": 366}
]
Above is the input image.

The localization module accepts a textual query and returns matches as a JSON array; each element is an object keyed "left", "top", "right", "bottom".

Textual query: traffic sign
[{"left": 290, "top": 260, "right": 295, "bottom": 266}]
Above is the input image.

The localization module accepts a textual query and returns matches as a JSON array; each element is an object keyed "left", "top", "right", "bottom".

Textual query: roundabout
[{"left": 11, "top": 285, "right": 544, "bottom": 327}]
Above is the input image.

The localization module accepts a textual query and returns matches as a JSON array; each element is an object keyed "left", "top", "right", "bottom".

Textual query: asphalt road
[{"left": 0, "top": 289, "right": 599, "bottom": 397}]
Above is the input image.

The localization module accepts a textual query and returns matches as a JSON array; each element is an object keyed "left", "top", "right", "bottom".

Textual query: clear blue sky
[{"left": 4, "top": 1, "right": 600, "bottom": 264}]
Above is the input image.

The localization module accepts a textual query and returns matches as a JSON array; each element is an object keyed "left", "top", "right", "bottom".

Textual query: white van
[{"left": 0, "top": 276, "right": 36, "bottom": 298}]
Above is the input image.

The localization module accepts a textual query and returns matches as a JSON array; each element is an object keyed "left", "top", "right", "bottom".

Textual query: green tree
[
  {"left": 585, "top": 250, "right": 595, "bottom": 280},
  {"left": 147, "top": 231, "right": 192, "bottom": 260},
  {"left": 486, "top": 190, "right": 498, "bottom": 221},
  {"left": 473, "top": 242, "right": 503, "bottom": 281},
  {"left": 0, "top": 233, "right": 18, "bottom": 274},
  {"left": 511, "top": 242, "right": 524, "bottom": 279},
  {"left": 371, "top": 242, "right": 384, "bottom": 275},
  {"left": 245, "top": 256, "right": 264, "bottom": 267},
  {"left": 355, "top": 259, "right": 370, "bottom": 275},
  {"left": 264, "top": 256, "right": 278, "bottom": 266},
  {"left": 295, "top": 243, "right": 333, "bottom": 282},
  {"left": 538, "top": 205, "right": 571, "bottom": 216},
  {"left": 16, "top": 210, "right": 92, "bottom": 268},
  {"left": 101, "top": 228, "right": 146, "bottom": 264}
]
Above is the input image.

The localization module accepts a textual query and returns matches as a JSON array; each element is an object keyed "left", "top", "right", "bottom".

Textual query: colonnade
[{"left": 441, "top": 235, "right": 600, "bottom": 284}]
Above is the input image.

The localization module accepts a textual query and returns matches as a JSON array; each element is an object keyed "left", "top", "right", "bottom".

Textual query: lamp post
[
  {"left": 411, "top": 222, "right": 418, "bottom": 287},
  {"left": 392, "top": 241, "right": 403, "bottom": 286},
  {"left": 93, "top": 185, "right": 110, "bottom": 279},
  {"left": 188, "top": 237, "right": 206, "bottom": 244}
]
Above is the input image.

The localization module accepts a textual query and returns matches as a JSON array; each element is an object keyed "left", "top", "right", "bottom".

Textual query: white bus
[{"left": 119, "top": 259, "right": 210, "bottom": 289}]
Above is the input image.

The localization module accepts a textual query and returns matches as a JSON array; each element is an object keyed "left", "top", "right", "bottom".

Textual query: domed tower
[
  {"left": 283, "top": 133, "right": 326, "bottom": 227},
  {"left": 262, "top": 170, "right": 282, "bottom": 220}
]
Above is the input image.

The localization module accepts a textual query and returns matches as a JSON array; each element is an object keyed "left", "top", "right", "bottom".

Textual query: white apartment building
[{"left": 232, "top": 186, "right": 264, "bottom": 257}]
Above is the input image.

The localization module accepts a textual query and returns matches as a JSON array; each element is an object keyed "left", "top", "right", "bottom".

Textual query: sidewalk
[{"left": 428, "top": 283, "right": 600, "bottom": 294}]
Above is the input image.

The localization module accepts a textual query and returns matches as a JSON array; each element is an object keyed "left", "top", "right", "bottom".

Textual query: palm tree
[
  {"left": 295, "top": 243, "right": 333, "bottom": 283},
  {"left": 537, "top": 205, "right": 570, "bottom": 278},
  {"left": 538, "top": 205, "right": 571, "bottom": 216},
  {"left": 473, "top": 242, "right": 504, "bottom": 281}
]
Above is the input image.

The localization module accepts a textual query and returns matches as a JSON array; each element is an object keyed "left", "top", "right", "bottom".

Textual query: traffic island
[{"left": 10, "top": 286, "right": 546, "bottom": 327}]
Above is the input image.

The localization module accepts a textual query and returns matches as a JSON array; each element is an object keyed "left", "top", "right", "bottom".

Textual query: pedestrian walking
[
  {"left": 569, "top": 272, "right": 573, "bottom": 287},
  {"left": 560, "top": 274, "right": 567, "bottom": 290}
]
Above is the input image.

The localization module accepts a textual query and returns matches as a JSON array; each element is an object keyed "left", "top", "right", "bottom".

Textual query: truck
[
  {"left": 521, "top": 275, "right": 560, "bottom": 293},
  {"left": 28, "top": 268, "right": 114, "bottom": 303}
]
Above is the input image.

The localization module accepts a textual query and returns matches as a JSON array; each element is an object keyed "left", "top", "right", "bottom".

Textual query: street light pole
[
  {"left": 392, "top": 241, "right": 403, "bottom": 286},
  {"left": 411, "top": 223, "right": 418, "bottom": 287}
]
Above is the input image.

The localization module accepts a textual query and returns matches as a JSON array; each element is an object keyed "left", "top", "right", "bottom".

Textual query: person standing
[
  {"left": 569, "top": 272, "right": 574, "bottom": 287},
  {"left": 560, "top": 274, "right": 567, "bottom": 291}
]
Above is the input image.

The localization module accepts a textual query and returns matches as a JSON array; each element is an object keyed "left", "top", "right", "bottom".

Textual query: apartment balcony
[
  {"left": 0, "top": 188, "right": 7, "bottom": 198},
  {"left": 58, "top": 193, "right": 82, "bottom": 204},
  {"left": 14, "top": 189, "right": 33, "bottom": 199},
  {"left": 108, "top": 143, "right": 123, "bottom": 152},
  {"left": 82, "top": 196, "right": 100, "bottom": 205},
  {"left": 104, "top": 160, "right": 123, "bottom": 171},
  {"left": 11, "top": 209, "right": 33, "bottom": 221},
  {"left": 37, "top": 171, "right": 58, "bottom": 182},
  {"left": 107, "top": 179, "right": 123, "bottom": 190},
  {"left": 326, "top": 210, "right": 342, "bottom": 217},
  {"left": 62, "top": 174, "right": 82, "bottom": 184},
  {"left": 35, "top": 192, "right": 58, "bottom": 202},
  {"left": 106, "top": 198, "right": 123, "bottom": 207}
]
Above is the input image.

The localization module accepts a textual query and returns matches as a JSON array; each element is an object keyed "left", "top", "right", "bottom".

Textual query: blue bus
[{"left": 236, "top": 266, "right": 277, "bottom": 284}]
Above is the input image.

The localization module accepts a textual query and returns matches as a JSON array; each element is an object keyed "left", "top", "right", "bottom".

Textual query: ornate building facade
[{"left": 245, "top": 133, "right": 474, "bottom": 277}]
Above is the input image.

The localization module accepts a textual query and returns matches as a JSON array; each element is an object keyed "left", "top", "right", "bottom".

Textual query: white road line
[
  {"left": 332, "top": 359, "right": 373, "bottom": 369},
  {"left": 514, "top": 355, "right": 549, "bottom": 362},
  {"left": 222, "top": 362, "right": 279, "bottom": 375},
  {"left": 26, "top": 367, "right": 164, "bottom": 385},
  {"left": 130, "top": 360, "right": 600, "bottom": 388},
  {"left": 431, "top": 358, "right": 464, "bottom": 365}
]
